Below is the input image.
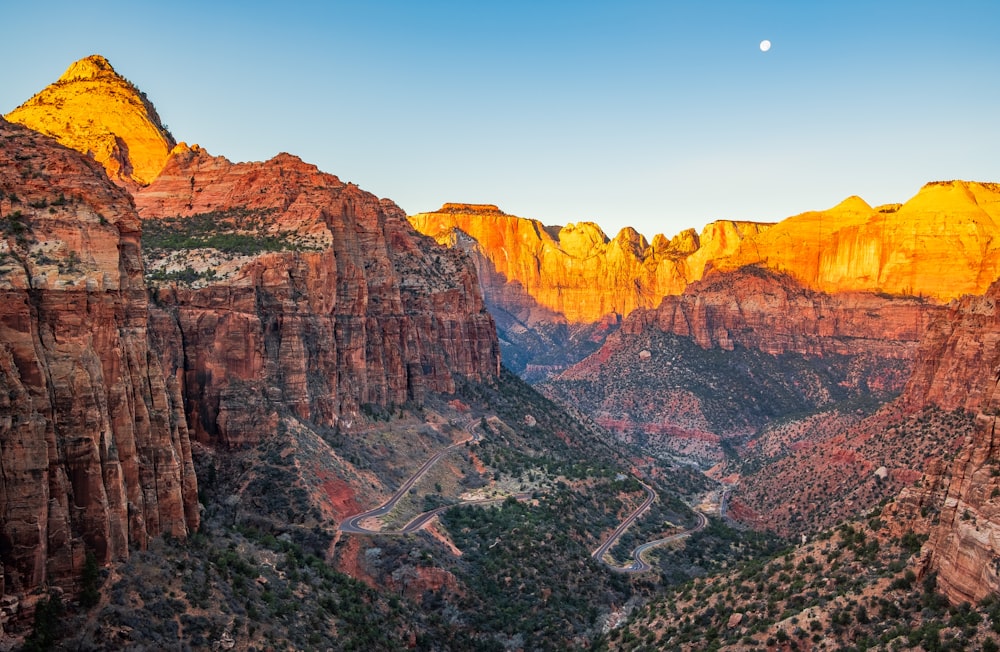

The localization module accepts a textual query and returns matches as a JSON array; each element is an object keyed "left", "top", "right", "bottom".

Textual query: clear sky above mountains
[{"left": 4, "top": 1, "right": 999, "bottom": 239}]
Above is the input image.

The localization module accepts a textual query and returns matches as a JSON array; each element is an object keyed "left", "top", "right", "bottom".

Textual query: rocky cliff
[
  {"left": 410, "top": 203, "right": 768, "bottom": 324},
  {"left": 5, "top": 55, "right": 175, "bottom": 188},
  {"left": 624, "top": 266, "right": 940, "bottom": 357},
  {"left": 409, "top": 203, "right": 767, "bottom": 375},
  {"left": 412, "top": 184, "right": 1000, "bottom": 376},
  {"left": 541, "top": 268, "right": 941, "bottom": 465},
  {"left": 716, "top": 183, "right": 1000, "bottom": 303},
  {"left": 134, "top": 147, "right": 500, "bottom": 447},
  {"left": 897, "top": 280, "right": 1000, "bottom": 604},
  {"left": 0, "top": 118, "right": 198, "bottom": 600}
]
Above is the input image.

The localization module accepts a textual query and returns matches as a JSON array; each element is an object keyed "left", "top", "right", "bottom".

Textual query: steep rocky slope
[
  {"left": 5, "top": 55, "right": 176, "bottom": 187},
  {"left": 410, "top": 203, "right": 767, "bottom": 375},
  {"left": 541, "top": 268, "right": 941, "bottom": 464},
  {"left": 902, "top": 280, "right": 1000, "bottom": 604},
  {"left": 725, "top": 278, "right": 1000, "bottom": 587},
  {"left": 716, "top": 183, "right": 1000, "bottom": 302},
  {"left": 134, "top": 146, "right": 500, "bottom": 448},
  {"left": 0, "top": 118, "right": 197, "bottom": 601},
  {"left": 0, "top": 54, "right": 500, "bottom": 635}
]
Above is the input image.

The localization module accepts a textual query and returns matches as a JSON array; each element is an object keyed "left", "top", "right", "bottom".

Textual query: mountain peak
[
  {"left": 831, "top": 195, "right": 872, "bottom": 213},
  {"left": 6, "top": 54, "right": 175, "bottom": 187},
  {"left": 58, "top": 54, "right": 117, "bottom": 82}
]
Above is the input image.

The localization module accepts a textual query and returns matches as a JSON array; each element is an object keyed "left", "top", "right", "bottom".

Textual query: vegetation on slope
[{"left": 599, "top": 505, "right": 1000, "bottom": 652}]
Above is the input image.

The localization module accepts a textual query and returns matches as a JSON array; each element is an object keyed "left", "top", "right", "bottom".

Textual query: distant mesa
[{"left": 438, "top": 203, "right": 508, "bottom": 215}]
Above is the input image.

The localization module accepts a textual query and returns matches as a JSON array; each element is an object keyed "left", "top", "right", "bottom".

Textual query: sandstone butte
[
  {"left": 0, "top": 118, "right": 198, "bottom": 599},
  {"left": 410, "top": 183, "right": 1000, "bottom": 332},
  {"left": 5, "top": 54, "right": 175, "bottom": 187}
]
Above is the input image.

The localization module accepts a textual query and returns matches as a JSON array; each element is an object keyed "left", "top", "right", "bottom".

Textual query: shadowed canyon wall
[
  {"left": 0, "top": 118, "right": 198, "bottom": 598},
  {"left": 135, "top": 147, "right": 500, "bottom": 448}
]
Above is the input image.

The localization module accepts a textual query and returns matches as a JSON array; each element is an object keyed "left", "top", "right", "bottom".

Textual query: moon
[{"left": 760, "top": 40, "right": 771, "bottom": 52}]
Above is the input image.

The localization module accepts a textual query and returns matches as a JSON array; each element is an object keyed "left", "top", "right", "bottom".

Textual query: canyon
[
  {"left": 4, "top": 52, "right": 1000, "bottom": 648},
  {"left": 1, "top": 56, "right": 500, "bottom": 613}
]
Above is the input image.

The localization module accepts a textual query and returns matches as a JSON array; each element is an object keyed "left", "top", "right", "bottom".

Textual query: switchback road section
[{"left": 591, "top": 478, "right": 711, "bottom": 574}]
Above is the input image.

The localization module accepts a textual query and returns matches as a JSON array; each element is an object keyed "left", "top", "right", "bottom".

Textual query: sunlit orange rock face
[
  {"left": 409, "top": 204, "right": 768, "bottom": 325},
  {"left": 0, "top": 118, "right": 198, "bottom": 598},
  {"left": 135, "top": 149, "right": 500, "bottom": 448},
  {"left": 5, "top": 55, "right": 175, "bottom": 188},
  {"left": 413, "top": 183, "right": 1000, "bottom": 335},
  {"left": 716, "top": 182, "right": 1000, "bottom": 302}
]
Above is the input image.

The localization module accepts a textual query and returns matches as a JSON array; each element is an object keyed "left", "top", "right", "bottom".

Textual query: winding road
[
  {"left": 338, "top": 418, "right": 495, "bottom": 535},
  {"left": 338, "top": 416, "right": 717, "bottom": 575},
  {"left": 590, "top": 479, "right": 710, "bottom": 574}
]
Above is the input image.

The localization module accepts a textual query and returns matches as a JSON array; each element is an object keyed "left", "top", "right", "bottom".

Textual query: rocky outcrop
[
  {"left": 410, "top": 204, "right": 768, "bottom": 325},
  {"left": 899, "top": 280, "right": 1000, "bottom": 603},
  {"left": 901, "top": 282, "right": 1000, "bottom": 413},
  {"left": 412, "top": 185, "right": 1000, "bottom": 375},
  {"left": 921, "top": 404, "right": 1000, "bottom": 604},
  {"left": 5, "top": 55, "right": 175, "bottom": 187},
  {"left": 623, "top": 267, "right": 941, "bottom": 358},
  {"left": 0, "top": 118, "right": 197, "bottom": 600},
  {"left": 135, "top": 147, "right": 500, "bottom": 447},
  {"left": 542, "top": 268, "right": 941, "bottom": 465},
  {"left": 410, "top": 203, "right": 767, "bottom": 374},
  {"left": 716, "top": 183, "right": 1000, "bottom": 303}
]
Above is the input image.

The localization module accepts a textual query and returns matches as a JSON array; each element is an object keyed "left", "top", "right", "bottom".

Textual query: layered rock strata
[
  {"left": 621, "top": 267, "right": 941, "bottom": 358},
  {"left": 410, "top": 203, "right": 768, "bottom": 325},
  {"left": 0, "top": 118, "right": 197, "bottom": 599},
  {"left": 716, "top": 183, "right": 1000, "bottom": 303},
  {"left": 542, "top": 268, "right": 941, "bottom": 463},
  {"left": 135, "top": 147, "right": 500, "bottom": 447},
  {"left": 905, "top": 280, "right": 1000, "bottom": 603}
]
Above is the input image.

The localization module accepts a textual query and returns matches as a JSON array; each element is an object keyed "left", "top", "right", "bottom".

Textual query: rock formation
[
  {"left": 715, "top": 183, "right": 1000, "bottom": 303},
  {"left": 899, "top": 279, "right": 1000, "bottom": 603},
  {"left": 412, "top": 184, "right": 1000, "bottom": 376},
  {"left": 409, "top": 203, "right": 767, "bottom": 374},
  {"left": 5, "top": 55, "right": 175, "bottom": 188},
  {"left": 541, "top": 268, "right": 942, "bottom": 465},
  {"left": 622, "top": 266, "right": 940, "bottom": 358},
  {"left": 410, "top": 203, "right": 768, "bottom": 324},
  {"left": 135, "top": 147, "right": 500, "bottom": 447},
  {"left": 0, "top": 118, "right": 198, "bottom": 599}
]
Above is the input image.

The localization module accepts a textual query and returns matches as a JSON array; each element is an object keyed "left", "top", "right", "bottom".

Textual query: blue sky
[{"left": 4, "top": 1, "right": 999, "bottom": 239}]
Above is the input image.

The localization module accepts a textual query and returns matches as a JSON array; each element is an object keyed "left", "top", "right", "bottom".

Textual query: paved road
[
  {"left": 340, "top": 417, "right": 715, "bottom": 571},
  {"left": 621, "top": 511, "right": 708, "bottom": 572},
  {"left": 591, "top": 479, "right": 711, "bottom": 574},
  {"left": 398, "top": 493, "right": 533, "bottom": 533},
  {"left": 590, "top": 479, "right": 656, "bottom": 564},
  {"left": 338, "top": 418, "right": 487, "bottom": 535}
]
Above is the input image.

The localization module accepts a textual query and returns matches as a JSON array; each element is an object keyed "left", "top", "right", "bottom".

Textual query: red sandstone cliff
[
  {"left": 0, "top": 118, "right": 198, "bottom": 600},
  {"left": 542, "top": 268, "right": 942, "bottom": 465},
  {"left": 624, "top": 267, "right": 940, "bottom": 358},
  {"left": 896, "top": 280, "right": 1000, "bottom": 603},
  {"left": 134, "top": 147, "right": 500, "bottom": 447}
]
